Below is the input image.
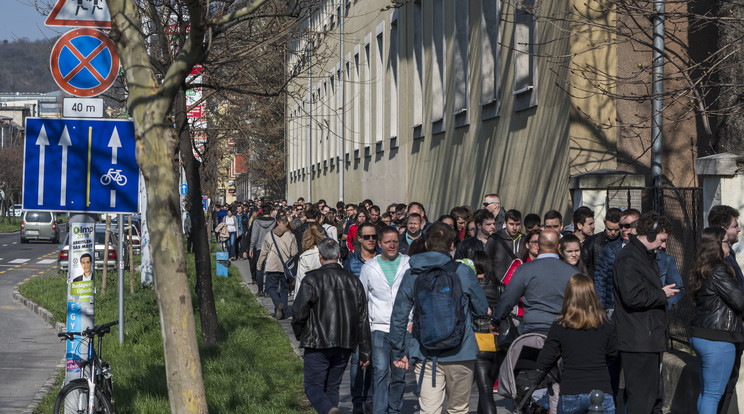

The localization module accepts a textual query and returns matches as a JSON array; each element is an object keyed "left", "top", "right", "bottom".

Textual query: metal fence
[{"left": 603, "top": 186, "right": 703, "bottom": 347}]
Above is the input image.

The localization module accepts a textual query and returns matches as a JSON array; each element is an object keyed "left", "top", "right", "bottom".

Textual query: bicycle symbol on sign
[{"left": 100, "top": 168, "right": 128, "bottom": 186}]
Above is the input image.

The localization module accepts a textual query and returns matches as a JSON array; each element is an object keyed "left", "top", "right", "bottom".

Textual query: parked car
[
  {"left": 20, "top": 211, "right": 59, "bottom": 243},
  {"left": 58, "top": 224, "right": 128, "bottom": 272},
  {"left": 12, "top": 204, "right": 22, "bottom": 217},
  {"left": 112, "top": 216, "right": 141, "bottom": 255}
]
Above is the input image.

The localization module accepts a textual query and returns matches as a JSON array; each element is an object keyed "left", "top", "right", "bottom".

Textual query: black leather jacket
[
  {"left": 454, "top": 236, "right": 485, "bottom": 260},
  {"left": 291, "top": 263, "right": 372, "bottom": 361},
  {"left": 690, "top": 264, "right": 744, "bottom": 343}
]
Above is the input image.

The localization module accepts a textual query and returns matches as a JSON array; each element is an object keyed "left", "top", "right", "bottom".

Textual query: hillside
[{"left": 0, "top": 38, "right": 59, "bottom": 93}]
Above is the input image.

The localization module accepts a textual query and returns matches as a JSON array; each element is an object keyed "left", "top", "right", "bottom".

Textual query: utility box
[{"left": 216, "top": 252, "right": 229, "bottom": 277}]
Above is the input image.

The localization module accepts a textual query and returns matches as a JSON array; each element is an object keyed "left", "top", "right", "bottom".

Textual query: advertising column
[{"left": 65, "top": 214, "right": 96, "bottom": 384}]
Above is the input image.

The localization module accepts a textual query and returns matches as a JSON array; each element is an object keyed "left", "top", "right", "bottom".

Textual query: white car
[{"left": 12, "top": 204, "right": 22, "bottom": 217}]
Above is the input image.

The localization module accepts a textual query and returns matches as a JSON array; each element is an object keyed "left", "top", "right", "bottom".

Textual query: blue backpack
[{"left": 412, "top": 260, "right": 466, "bottom": 391}]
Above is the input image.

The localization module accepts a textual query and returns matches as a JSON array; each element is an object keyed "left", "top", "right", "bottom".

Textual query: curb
[{"left": 13, "top": 282, "right": 66, "bottom": 413}]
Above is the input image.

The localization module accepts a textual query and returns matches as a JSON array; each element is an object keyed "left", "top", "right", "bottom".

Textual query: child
[{"left": 536, "top": 273, "right": 617, "bottom": 413}]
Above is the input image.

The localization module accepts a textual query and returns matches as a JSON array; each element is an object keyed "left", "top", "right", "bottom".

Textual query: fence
[{"left": 602, "top": 186, "right": 703, "bottom": 347}]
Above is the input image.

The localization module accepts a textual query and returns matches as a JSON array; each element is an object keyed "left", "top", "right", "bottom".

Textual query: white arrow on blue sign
[
  {"left": 180, "top": 184, "right": 188, "bottom": 196},
  {"left": 22, "top": 118, "right": 140, "bottom": 214}
]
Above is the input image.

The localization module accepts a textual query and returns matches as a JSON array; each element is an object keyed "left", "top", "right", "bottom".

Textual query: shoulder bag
[{"left": 270, "top": 231, "right": 297, "bottom": 280}]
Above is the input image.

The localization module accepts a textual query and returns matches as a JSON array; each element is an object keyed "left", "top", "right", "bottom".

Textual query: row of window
[{"left": 286, "top": 0, "right": 538, "bottom": 179}]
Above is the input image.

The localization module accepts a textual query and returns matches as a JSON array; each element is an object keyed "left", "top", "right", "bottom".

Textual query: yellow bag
[{"left": 475, "top": 332, "right": 497, "bottom": 352}]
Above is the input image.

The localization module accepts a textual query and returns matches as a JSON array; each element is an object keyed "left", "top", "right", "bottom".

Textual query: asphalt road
[{"left": 0, "top": 231, "right": 65, "bottom": 413}]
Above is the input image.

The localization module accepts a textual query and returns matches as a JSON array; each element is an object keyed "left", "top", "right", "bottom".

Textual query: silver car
[
  {"left": 20, "top": 211, "right": 59, "bottom": 243},
  {"left": 58, "top": 224, "right": 128, "bottom": 272}
]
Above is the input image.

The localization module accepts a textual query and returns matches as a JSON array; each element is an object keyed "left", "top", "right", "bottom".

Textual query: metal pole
[
  {"left": 118, "top": 213, "right": 124, "bottom": 343},
  {"left": 338, "top": 3, "right": 345, "bottom": 203},
  {"left": 307, "top": 41, "right": 313, "bottom": 204},
  {"left": 651, "top": 0, "right": 665, "bottom": 212}
]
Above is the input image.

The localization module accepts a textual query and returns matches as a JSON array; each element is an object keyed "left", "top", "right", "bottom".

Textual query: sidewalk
[{"left": 231, "top": 259, "right": 513, "bottom": 413}]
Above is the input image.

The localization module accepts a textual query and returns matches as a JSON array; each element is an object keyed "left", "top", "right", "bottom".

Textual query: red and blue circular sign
[{"left": 50, "top": 28, "right": 120, "bottom": 98}]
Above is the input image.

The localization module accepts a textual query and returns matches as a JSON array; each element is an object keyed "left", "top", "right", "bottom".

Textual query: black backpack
[{"left": 412, "top": 260, "right": 467, "bottom": 391}]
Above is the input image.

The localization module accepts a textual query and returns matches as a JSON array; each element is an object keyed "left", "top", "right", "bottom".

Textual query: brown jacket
[{"left": 257, "top": 226, "right": 298, "bottom": 272}]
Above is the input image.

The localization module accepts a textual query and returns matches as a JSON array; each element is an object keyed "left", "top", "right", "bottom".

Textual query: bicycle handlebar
[{"left": 57, "top": 320, "right": 119, "bottom": 341}]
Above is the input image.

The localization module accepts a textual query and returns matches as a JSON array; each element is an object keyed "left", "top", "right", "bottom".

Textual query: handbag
[
  {"left": 497, "top": 314, "right": 520, "bottom": 349},
  {"left": 270, "top": 231, "right": 297, "bottom": 280}
]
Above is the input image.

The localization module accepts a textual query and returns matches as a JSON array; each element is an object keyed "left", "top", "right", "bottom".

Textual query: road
[{"left": 0, "top": 231, "right": 65, "bottom": 413}]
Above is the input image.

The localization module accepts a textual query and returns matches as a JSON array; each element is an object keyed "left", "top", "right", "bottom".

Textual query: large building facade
[{"left": 285, "top": 0, "right": 702, "bottom": 218}]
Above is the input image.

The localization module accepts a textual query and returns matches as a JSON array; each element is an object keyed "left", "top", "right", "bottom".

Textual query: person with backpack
[{"left": 389, "top": 222, "right": 489, "bottom": 414}]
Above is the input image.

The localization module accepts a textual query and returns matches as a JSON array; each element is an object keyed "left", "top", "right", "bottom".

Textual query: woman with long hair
[
  {"left": 537, "top": 273, "right": 617, "bottom": 413},
  {"left": 295, "top": 223, "right": 327, "bottom": 297},
  {"left": 469, "top": 251, "right": 505, "bottom": 414},
  {"left": 521, "top": 229, "right": 541, "bottom": 262},
  {"left": 688, "top": 227, "right": 744, "bottom": 414},
  {"left": 347, "top": 208, "right": 368, "bottom": 252},
  {"left": 560, "top": 234, "right": 588, "bottom": 274}
]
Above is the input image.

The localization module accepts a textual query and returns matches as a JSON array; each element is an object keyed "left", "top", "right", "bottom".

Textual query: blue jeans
[
  {"left": 227, "top": 231, "right": 236, "bottom": 258},
  {"left": 265, "top": 272, "right": 290, "bottom": 317},
  {"left": 371, "top": 330, "right": 406, "bottom": 414},
  {"left": 691, "top": 336, "right": 736, "bottom": 414},
  {"left": 349, "top": 346, "right": 373, "bottom": 406},
  {"left": 558, "top": 392, "right": 615, "bottom": 414},
  {"left": 304, "top": 347, "right": 351, "bottom": 414}
]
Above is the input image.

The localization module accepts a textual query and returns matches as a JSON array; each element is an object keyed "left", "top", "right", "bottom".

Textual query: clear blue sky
[{"left": 1, "top": 1, "right": 63, "bottom": 41}]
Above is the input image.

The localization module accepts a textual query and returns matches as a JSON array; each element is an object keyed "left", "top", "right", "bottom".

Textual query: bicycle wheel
[
  {"left": 53, "top": 379, "right": 113, "bottom": 414},
  {"left": 100, "top": 175, "right": 112, "bottom": 186}
]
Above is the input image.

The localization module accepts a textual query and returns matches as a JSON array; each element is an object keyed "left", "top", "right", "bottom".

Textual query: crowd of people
[{"left": 203, "top": 194, "right": 742, "bottom": 414}]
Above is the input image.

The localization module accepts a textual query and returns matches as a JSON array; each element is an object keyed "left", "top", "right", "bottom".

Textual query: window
[
  {"left": 363, "top": 36, "right": 371, "bottom": 152},
  {"left": 375, "top": 22, "right": 384, "bottom": 143},
  {"left": 388, "top": 11, "right": 399, "bottom": 140},
  {"left": 480, "top": 0, "right": 500, "bottom": 119},
  {"left": 412, "top": 0, "right": 424, "bottom": 138},
  {"left": 514, "top": 0, "right": 538, "bottom": 111},
  {"left": 353, "top": 47, "right": 360, "bottom": 154},
  {"left": 453, "top": 0, "right": 469, "bottom": 127},
  {"left": 431, "top": 0, "right": 445, "bottom": 133}
]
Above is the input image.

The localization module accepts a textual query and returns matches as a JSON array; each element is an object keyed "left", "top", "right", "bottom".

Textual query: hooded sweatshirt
[
  {"left": 485, "top": 228, "right": 524, "bottom": 281},
  {"left": 250, "top": 216, "right": 275, "bottom": 251}
]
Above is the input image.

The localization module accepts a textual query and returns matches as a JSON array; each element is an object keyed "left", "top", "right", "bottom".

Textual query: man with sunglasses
[
  {"left": 581, "top": 207, "right": 622, "bottom": 278},
  {"left": 594, "top": 208, "right": 641, "bottom": 311},
  {"left": 343, "top": 222, "right": 379, "bottom": 413},
  {"left": 482, "top": 193, "right": 504, "bottom": 229}
]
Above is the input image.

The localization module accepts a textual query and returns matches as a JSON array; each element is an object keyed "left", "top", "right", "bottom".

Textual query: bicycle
[
  {"left": 100, "top": 168, "right": 128, "bottom": 186},
  {"left": 53, "top": 320, "right": 118, "bottom": 414}
]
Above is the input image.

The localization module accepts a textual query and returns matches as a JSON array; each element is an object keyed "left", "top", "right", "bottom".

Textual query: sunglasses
[
  {"left": 483, "top": 202, "right": 501, "bottom": 207},
  {"left": 620, "top": 222, "right": 637, "bottom": 229},
  {"left": 361, "top": 234, "right": 377, "bottom": 240}
]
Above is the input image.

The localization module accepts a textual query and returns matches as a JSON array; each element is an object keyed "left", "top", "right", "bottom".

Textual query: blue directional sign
[
  {"left": 180, "top": 184, "right": 188, "bottom": 196},
  {"left": 23, "top": 118, "right": 140, "bottom": 213}
]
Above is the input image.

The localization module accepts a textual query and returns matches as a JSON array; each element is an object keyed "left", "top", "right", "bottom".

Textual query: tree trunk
[
  {"left": 108, "top": 0, "right": 209, "bottom": 412},
  {"left": 175, "top": 88, "right": 220, "bottom": 346}
]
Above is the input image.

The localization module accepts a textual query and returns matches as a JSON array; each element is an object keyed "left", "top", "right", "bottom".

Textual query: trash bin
[{"left": 216, "top": 252, "right": 230, "bottom": 277}]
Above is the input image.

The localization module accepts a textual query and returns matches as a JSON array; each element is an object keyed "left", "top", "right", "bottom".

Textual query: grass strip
[
  {"left": 19, "top": 251, "right": 310, "bottom": 413},
  {"left": 0, "top": 217, "right": 20, "bottom": 232}
]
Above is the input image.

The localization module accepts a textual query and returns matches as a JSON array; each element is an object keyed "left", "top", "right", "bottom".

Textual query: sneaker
[
  {"left": 352, "top": 403, "right": 364, "bottom": 414},
  {"left": 364, "top": 400, "right": 373, "bottom": 413},
  {"left": 275, "top": 303, "right": 284, "bottom": 320},
  {"left": 257, "top": 291, "right": 264, "bottom": 297}
]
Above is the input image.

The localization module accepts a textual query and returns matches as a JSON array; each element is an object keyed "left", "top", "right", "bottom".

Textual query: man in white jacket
[{"left": 359, "top": 226, "right": 411, "bottom": 414}]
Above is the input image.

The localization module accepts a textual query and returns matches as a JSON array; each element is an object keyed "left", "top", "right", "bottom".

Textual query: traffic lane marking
[
  {"left": 0, "top": 305, "right": 25, "bottom": 310},
  {"left": 8, "top": 259, "right": 30, "bottom": 264}
]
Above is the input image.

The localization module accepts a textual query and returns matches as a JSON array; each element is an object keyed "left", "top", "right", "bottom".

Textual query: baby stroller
[{"left": 498, "top": 332, "right": 557, "bottom": 414}]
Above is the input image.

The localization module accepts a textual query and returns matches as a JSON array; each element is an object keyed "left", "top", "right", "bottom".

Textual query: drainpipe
[
  {"left": 338, "top": 3, "right": 345, "bottom": 203},
  {"left": 651, "top": 0, "right": 665, "bottom": 211},
  {"left": 307, "top": 41, "right": 313, "bottom": 203}
]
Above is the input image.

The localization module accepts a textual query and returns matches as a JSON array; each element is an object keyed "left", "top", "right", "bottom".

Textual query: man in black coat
[
  {"left": 454, "top": 209, "right": 495, "bottom": 260},
  {"left": 292, "top": 238, "right": 371, "bottom": 414},
  {"left": 613, "top": 212, "right": 679, "bottom": 413}
]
